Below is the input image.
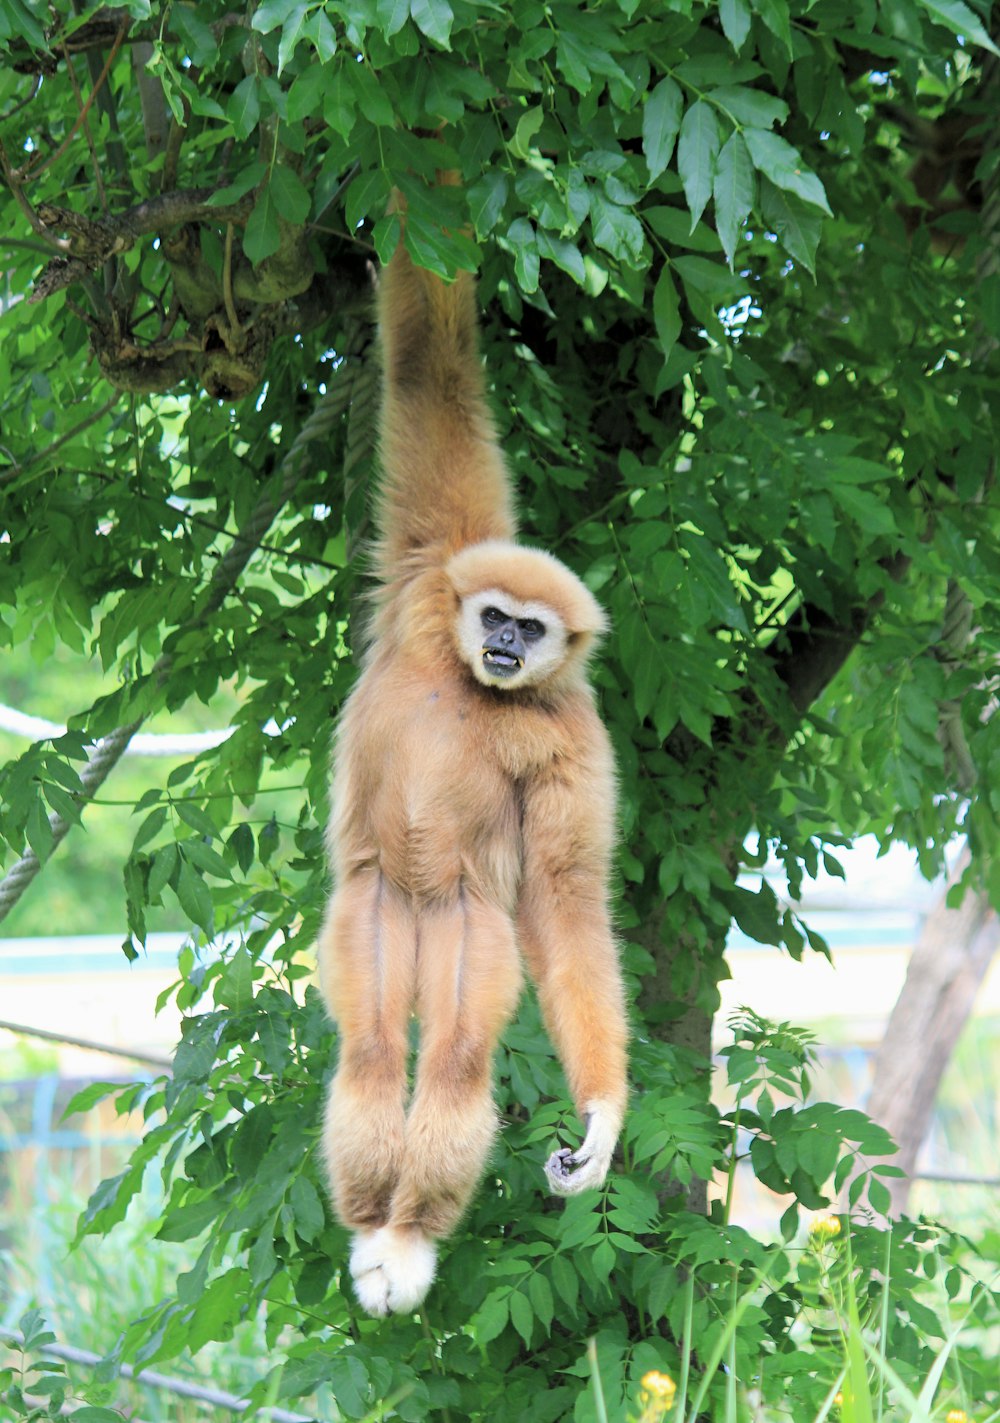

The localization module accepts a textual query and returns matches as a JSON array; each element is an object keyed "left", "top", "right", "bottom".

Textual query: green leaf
[
  {"left": 376, "top": 0, "right": 409, "bottom": 37},
  {"left": 244, "top": 187, "right": 282, "bottom": 265},
  {"left": 218, "top": 943, "right": 254, "bottom": 1012},
  {"left": 208, "top": 162, "right": 267, "bottom": 207},
  {"left": 156, "top": 1196, "right": 219, "bottom": 1242},
  {"left": 510, "top": 106, "right": 544, "bottom": 160},
  {"left": 289, "top": 1174, "right": 326, "bottom": 1242},
  {"left": 175, "top": 857, "right": 215, "bottom": 935},
  {"left": 760, "top": 177, "right": 822, "bottom": 274},
  {"left": 324, "top": 67, "right": 357, "bottom": 138},
  {"left": 468, "top": 172, "right": 508, "bottom": 238},
  {"left": 352, "top": 64, "right": 395, "bottom": 127},
  {"left": 473, "top": 1289, "right": 510, "bottom": 1344},
  {"left": 652, "top": 265, "right": 681, "bottom": 360},
  {"left": 536, "top": 230, "right": 586, "bottom": 283},
  {"left": 251, "top": 0, "right": 298, "bottom": 33},
  {"left": 276, "top": 1, "right": 309, "bottom": 72},
  {"left": 714, "top": 132, "right": 754, "bottom": 265},
  {"left": 228, "top": 822, "right": 255, "bottom": 874},
  {"left": 744, "top": 128, "right": 832, "bottom": 215},
  {"left": 410, "top": 0, "right": 453, "bottom": 48},
  {"left": 642, "top": 77, "right": 683, "bottom": 182},
  {"left": 709, "top": 84, "right": 788, "bottom": 130},
  {"left": 509, "top": 1289, "right": 534, "bottom": 1345},
  {"left": 26, "top": 796, "right": 54, "bottom": 865},
  {"left": 590, "top": 189, "right": 644, "bottom": 263},
  {"left": 507, "top": 217, "right": 540, "bottom": 293},
  {"left": 753, "top": 0, "right": 793, "bottom": 54},
  {"left": 719, "top": 0, "right": 752, "bottom": 50},
  {"left": 269, "top": 164, "right": 311, "bottom": 225},
  {"left": 677, "top": 100, "right": 722, "bottom": 229},
  {"left": 228, "top": 76, "right": 261, "bottom": 142},
  {"left": 916, "top": 0, "right": 1000, "bottom": 53},
  {"left": 148, "top": 842, "right": 177, "bottom": 901}
]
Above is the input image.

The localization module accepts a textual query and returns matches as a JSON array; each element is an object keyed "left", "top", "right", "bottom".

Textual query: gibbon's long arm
[
  {"left": 373, "top": 242, "right": 517, "bottom": 583},
  {"left": 516, "top": 744, "right": 628, "bottom": 1193}
]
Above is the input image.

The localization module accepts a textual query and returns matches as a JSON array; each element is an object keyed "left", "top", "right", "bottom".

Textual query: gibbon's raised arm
[{"left": 372, "top": 242, "right": 517, "bottom": 584}]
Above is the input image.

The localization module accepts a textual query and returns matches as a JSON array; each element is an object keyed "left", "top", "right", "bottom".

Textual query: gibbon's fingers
[
  {"left": 544, "top": 1099, "right": 621, "bottom": 1196},
  {"left": 349, "top": 1225, "right": 438, "bottom": 1317}
]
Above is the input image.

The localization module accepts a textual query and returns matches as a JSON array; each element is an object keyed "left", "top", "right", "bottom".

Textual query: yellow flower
[
  {"left": 638, "top": 1369, "right": 677, "bottom": 1418},
  {"left": 945, "top": 1411, "right": 967, "bottom": 1423},
  {"left": 809, "top": 1214, "right": 842, "bottom": 1243},
  {"left": 834, "top": 1392, "right": 844, "bottom": 1408}
]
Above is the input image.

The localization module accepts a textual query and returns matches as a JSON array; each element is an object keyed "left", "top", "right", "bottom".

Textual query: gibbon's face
[{"left": 457, "top": 589, "right": 569, "bottom": 691}]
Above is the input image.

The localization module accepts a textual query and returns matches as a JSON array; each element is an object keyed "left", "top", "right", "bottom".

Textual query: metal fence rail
[{"left": 4, "top": 1330, "right": 316, "bottom": 1423}]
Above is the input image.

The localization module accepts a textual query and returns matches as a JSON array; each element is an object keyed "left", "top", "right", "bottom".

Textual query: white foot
[
  {"left": 349, "top": 1226, "right": 438, "bottom": 1316},
  {"left": 545, "top": 1099, "right": 621, "bottom": 1196}
]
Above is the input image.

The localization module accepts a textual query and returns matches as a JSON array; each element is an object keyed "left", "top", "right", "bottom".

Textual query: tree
[{"left": 2, "top": 0, "right": 1000, "bottom": 1418}]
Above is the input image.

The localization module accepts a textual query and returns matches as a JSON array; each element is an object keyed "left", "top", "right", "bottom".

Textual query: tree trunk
[{"left": 863, "top": 847, "right": 999, "bottom": 1213}]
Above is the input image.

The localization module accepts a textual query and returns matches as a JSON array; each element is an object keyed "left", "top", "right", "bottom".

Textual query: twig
[{"left": 222, "top": 222, "right": 242, "bottom": 336}]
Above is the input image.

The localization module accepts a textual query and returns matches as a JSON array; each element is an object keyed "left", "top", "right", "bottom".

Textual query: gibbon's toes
[
  {"left": 349, "top": 1230, "right": 392, "bottom": 1316},
  {"left": 349, "top": 1226, "right": 437, "bottom": 1316}
]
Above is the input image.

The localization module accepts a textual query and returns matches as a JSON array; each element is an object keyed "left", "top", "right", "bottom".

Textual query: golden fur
[{"left": 317, "top": 227, "right": 628, "bottom": 1316}]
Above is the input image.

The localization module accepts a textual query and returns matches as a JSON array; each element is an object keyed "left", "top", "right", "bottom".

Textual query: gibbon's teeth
[{"left": 483, "top": 649, "right": 523, "bottom": 669}]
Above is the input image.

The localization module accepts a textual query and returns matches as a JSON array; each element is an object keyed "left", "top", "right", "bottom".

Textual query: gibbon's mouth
[{"left": 482, "top": 648, "right": 523, "bottom": 678}]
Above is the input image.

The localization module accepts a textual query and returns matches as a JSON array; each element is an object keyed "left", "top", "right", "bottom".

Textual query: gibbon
[{"left": 317, "top": 197, "right": 627, "bottom": 1317}]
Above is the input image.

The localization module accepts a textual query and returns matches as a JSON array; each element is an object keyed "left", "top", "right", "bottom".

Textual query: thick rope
[
  {"left": 0, "top": 338, "right": 363, "bottom": 925},
  {"left": 342, "top": 322, "right": 378, "bottom": 566}
]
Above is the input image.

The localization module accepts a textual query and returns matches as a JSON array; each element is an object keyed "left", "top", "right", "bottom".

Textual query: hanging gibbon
[{"left": 317, "top": 192, "right": 628, "bottom": 1317}]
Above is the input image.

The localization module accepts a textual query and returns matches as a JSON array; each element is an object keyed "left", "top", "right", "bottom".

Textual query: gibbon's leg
[
  {"left": 518, "top": 779, "right": 628, "bottom": 1197},
  {"left": 318, "top": 868, "right": 416, "bottom": 1250},
  {"left": 356, "top": 888, "right": 522, "bottom": 1314}
]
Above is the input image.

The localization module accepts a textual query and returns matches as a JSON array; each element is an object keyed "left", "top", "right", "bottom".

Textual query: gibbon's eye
[
  {"left": 519, "top": 618, "right": 546, "bottom": 641},
  {"left": 482, "top": 606, "right": 507, "bottom": 627}
]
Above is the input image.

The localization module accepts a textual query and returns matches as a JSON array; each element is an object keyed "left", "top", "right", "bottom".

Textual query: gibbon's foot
[
  {"left": 349, "top": 1225, "right": 438, "bottom": 1316},
  {"left": 545, "top": 1100, "right": 620, "bottom": 1196}
]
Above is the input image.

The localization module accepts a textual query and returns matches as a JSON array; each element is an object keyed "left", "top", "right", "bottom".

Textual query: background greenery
[{"left": 2, "top": 0, "right": 1000, "bottom": 1417}]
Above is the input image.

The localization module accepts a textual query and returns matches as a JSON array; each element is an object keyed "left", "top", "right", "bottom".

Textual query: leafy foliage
[{"left": 2, "top": 0, "right": 1000, "bottom": 1415}]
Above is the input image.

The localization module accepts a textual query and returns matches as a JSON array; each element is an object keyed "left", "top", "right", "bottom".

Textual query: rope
[
  {"left": 0, "top": 337, "right": 364, "bottom": 927},
  {"left": 343, "top": 322, "right": 378, "bottom": 566}
]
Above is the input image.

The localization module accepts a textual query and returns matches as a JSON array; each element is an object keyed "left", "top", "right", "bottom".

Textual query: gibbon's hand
[{"left": 544, "top": 1100, "right": 620, "bottom": 1196}]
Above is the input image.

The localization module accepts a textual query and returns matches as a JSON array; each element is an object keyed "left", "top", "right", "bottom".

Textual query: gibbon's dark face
[
  {"left": 457, "top": 588, "right": 569, "bottom": 691},
  {"left": 480, "top": 604, "right": 546, "bottom": 680}
]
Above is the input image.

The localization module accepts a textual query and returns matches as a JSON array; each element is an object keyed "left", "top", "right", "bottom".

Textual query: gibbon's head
[{"left": 446, "top": 541, "right": 607, "bottom": 693}]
